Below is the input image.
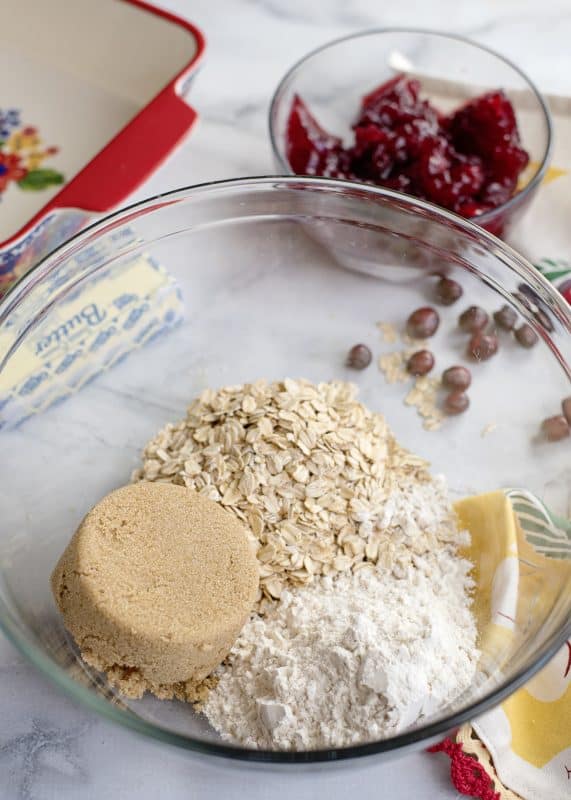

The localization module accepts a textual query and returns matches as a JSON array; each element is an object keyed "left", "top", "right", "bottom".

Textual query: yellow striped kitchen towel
[{"left": 448, "top": 490, "right": 571, "bottom": 800}]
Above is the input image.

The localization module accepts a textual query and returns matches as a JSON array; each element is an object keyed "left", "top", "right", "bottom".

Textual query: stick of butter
[{"left": 0, "top": 247, "right": 183, "bottom": 430}]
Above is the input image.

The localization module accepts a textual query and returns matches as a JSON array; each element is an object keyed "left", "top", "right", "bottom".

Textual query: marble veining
[
  {"left": 1, "top": 0, "right": 570, "bottom": 797},
  {"left": 0, "top": 719, "right": 89, "bottom": 800}
]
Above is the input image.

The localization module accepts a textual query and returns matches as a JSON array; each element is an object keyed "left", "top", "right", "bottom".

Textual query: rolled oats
[
  {"left": 133, "top": 379, "right": 451, "bottom": 611},
  {"left": 376, "top": 320, "right": 398, "bottom": 344}
]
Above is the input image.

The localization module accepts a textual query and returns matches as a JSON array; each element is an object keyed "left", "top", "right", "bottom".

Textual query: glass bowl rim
[
  {"left": 268, "top": 27, "right": 554, "bottom": 228},
  {"left": 0, "top": 175, "right": 570, "bottom": 763}
]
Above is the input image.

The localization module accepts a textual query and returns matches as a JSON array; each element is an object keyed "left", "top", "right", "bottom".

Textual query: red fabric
[{"left": 428, "top": 738, "right": 501, "bottom": 800}]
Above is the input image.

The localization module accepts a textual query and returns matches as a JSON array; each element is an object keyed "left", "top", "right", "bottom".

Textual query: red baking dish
[{"left": 0, "top": 0, "right": 205, "bottom": 293}]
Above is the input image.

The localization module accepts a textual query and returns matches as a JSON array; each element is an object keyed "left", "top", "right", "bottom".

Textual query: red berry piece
[
  {"left": 559, "top": 279, "right": 571, "bottom": 305},
  {"left": 286, "top": 94, "right": 343, "bottom": 176}
]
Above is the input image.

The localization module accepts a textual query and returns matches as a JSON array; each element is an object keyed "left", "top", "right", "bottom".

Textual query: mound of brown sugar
[{"left": 51, "top": 482, "right": 259, "bottom": 699}]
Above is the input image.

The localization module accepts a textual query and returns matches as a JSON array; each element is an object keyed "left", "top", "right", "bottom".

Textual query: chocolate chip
[
  {"left": 346, "top": 344, "right": 372, "bottom": 369},
  {"left": 406, "top": 307, "right": 440, "bottom": 339},
  {"left": 493, "top": 305, "right": 517, "bottom": 331},
  {"left": 459, "top": 306, "right": 489, "bottom": 333},
  {"left": 541, "top": 415, "right": 570, "bottom": 442},
  {"left": 467, "top": 332, "right": 498, "bottom": 361},
  {"left": 407, "top": 350, "right": 435, "bottom": 376},
  {"left": 442, "top": 366, "right": 471, "bottom": 391},
  {"left": 435, "top": 277, "right": 463, "bottom": 306},
  {"left": 514, "top": 324, "right": 538, "bottom": 349},
  {"left": 443, "top": 391, "right": 470, "bottom": 415}
]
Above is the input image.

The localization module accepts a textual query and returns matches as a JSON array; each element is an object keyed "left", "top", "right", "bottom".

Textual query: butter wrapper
[{"left": 0, "top": 245, "right": 183, "bottom": 430}]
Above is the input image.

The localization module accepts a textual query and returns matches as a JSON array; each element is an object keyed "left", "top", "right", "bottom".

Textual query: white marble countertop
[{"left": 2, "top": 1, "right": 571, "bottom": 797}]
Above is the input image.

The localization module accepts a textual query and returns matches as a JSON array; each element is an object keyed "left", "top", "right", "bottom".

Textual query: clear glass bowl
[
  {"left": 269, "top": 29, "right": 553, "bottom": 239},
  {"left": 0, "top": 177, "right": 569, "bottom": 764}
]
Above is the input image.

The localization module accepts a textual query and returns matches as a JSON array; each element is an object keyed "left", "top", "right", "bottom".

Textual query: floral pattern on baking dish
[{"left": 0, "top": 109, "right": 64, "bottom": 198}]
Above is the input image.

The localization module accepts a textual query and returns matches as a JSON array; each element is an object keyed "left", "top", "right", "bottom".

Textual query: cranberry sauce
[{"left": 285, "top": 75, "right": 529, "bottom": 221}]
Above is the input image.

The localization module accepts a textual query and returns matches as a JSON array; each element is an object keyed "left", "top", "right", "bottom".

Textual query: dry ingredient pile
[
  {"left": 204, "top": 541, "right": 476, "bottom": 750},
  {"left": 133, "top": 378, "right": 479, "bottom": 750}
]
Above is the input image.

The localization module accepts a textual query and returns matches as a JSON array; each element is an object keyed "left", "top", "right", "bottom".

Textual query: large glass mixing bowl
[{"left": 0, "top": 177, "right": 569, "bottom": 764}]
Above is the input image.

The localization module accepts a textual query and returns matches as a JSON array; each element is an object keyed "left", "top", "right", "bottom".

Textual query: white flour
[{"left": 203, "top": 478, "right": 479, "bottom": 750}]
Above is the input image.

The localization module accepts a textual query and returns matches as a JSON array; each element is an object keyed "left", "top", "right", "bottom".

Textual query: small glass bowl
[
  {"left": 269, "top": 29, "right": 553, "bottom": 239},
  {"left": 0, "top": 177, "right": 569, "bottom": 764}
]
